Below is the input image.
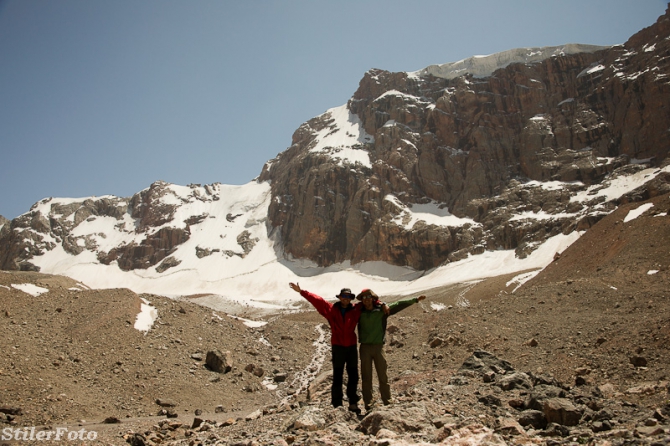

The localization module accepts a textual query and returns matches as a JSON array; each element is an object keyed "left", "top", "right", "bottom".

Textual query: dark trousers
[{"left": 331, "top": 345, "right": 359, "bottom": 407}]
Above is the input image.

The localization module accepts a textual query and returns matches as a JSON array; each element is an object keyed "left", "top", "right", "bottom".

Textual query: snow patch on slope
[{"left": 309, "top": 105, "right": 374, "bottom": 168}]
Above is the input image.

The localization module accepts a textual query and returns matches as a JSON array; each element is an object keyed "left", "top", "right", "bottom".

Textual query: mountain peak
[{"left": 412, "top": 43, "right": 609, "bottom": 80}]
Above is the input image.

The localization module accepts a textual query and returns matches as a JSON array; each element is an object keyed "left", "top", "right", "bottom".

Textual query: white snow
[
  {"left": 229, "top": 314, "right": 268, "bottom": 328},
  {"left": 280, "top": 324, "right": 329, "bottom": 403},
  {"left": 386, "top": 195, "right": 479, "bottom": 229},
  {"left": 647, "top": 270, "right": 659, "bottom": 275},
  {"left": 309, "top": 105, "right": 374, "bottom": 168},
  {"left": 413, "top": 44, "right": 609, "bottom": 80},
  {"left": 523, "top": 180, "right": 583, "bottom": 191},
  {"left": 11, "top": 283, "right": 49, "bottom": 296},
  {"left": 374, "top": 90, "right": 432, "bottom": 107},
  {"left": 134, "top": 298, "right": 158, "bottom": 333},
  {"left": 430, "top": 302, "right": 447, "bottom": 312},
  {"left": 558, "top": 98, "right": 575, "bottom": 106},
  {"left": 623, "top": 203, "right": 654, "bottom": 223},
  {"left": 510, "top": 210, "right": 575, "bottom": 222},
  {"left": 578, "top": 64, "right": 606, "bottom": 78},
  {"left": 571, "top": 166, "right": 670, "bottom": 203},
  {"left": 506, "top": 271, "right": 540, "bottom": 293}
]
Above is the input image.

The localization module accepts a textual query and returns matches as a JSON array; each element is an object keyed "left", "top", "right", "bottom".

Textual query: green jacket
[{"left": 358, "top": 297, "right": 419, "bottom": 345}]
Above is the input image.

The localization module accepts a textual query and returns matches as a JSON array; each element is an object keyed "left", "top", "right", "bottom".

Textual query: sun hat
[
  {"left": 356, "top": 288, "right": 378, "bottom": 301},
  {"left": 337, "top": 288, "right": 355, "bottom": 299}
]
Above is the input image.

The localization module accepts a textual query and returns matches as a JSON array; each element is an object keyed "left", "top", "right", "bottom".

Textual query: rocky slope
[{"left": 0, "top": 193, "right": 668, "bottom": 445}]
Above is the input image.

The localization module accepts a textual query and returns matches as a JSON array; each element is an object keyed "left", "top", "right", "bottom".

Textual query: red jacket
[{"left": 300, "top": 290, "right": 363, "bottom": 347}]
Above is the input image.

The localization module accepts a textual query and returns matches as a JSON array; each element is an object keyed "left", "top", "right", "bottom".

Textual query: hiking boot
[{"left": 348, "top": 403, "right": 361, "bottom": 414}]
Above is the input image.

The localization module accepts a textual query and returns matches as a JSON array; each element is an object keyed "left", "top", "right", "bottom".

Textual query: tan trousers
[{"left": 359, "top": 343, "right": 390, "bottom": 407}]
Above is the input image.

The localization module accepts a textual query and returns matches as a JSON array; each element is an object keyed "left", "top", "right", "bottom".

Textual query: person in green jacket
[{"left": 356, "top": 288, "right": 426, "bottom": 412}]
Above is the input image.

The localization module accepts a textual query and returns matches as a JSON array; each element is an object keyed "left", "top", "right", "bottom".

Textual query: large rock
[
  {"left": 358, "top": 402, "right": 438, "bottom": 436},
  {"left": 542, "top": 398, "right": 583, "bottom": 426},
  {"left": 457, "top": 350, "right": 515, "bottom": 378},
  {"left": 205, "top": 350, "right": 233, "bottom": 374},
  {"left": 525, "top": 385, "right": 568, "bottom": 411}
]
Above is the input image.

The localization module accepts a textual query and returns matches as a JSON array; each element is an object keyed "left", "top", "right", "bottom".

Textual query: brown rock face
[
  {"left": 98, "top": 227, "right": 190, "bottom": 271},
  {"left": 260, "top": 7, "right": 670, "bottom": 269}
]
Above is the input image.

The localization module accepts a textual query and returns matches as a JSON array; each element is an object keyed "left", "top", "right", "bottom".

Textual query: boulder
[
  {"left": 206, "top": 350, "right": 233, "bottom": 373},
  {"left": 458, "top": 350, "right": 515, "bottom": 377},
  {"left": 517, "top": 410, "right": 547, "bottom": 430},
  {"left": 542, "top": 398, "right": 583, "bottom": 426}
]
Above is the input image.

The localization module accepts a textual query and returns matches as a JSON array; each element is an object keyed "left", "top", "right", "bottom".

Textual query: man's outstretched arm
[
  {"left": 389, "top": 295, "right": 427, "bottom": 316},
  {"left": 289, "top": 282, "right": 332, "bottom": 317}
]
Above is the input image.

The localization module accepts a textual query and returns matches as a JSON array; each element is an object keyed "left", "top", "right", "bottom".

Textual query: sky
[{"left": 0, "top": 0, "right": 667, "bottom": 220}]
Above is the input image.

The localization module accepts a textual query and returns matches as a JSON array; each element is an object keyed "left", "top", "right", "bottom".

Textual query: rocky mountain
[
  {"left": 1, "top": 7, "right": 669, "bottom": 295},
  {"left": 258, "top": 5, "right": 670, "bottom": 269}
]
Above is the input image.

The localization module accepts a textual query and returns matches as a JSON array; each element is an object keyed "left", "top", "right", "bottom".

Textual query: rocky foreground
[
  {"left": 1, "top": 197, "right": 669, "bottom": 445},
  {"left": 114, "top": 346, "right": 670, "bottom": 446}
]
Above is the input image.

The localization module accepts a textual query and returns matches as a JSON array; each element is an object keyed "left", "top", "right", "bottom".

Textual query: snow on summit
[{"left": 410, "top": 44, "right": 609, "bottom": 80}]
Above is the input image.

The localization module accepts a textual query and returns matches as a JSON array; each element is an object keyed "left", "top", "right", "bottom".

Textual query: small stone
[
  {"left": 497, "top": 417, "right": 526, "bottom": 436},
  {"left": 274, "top": 373, "right": 287, "bottom": 383},
  {"left": 155, "top": 398, "right": 177, "bottom": 407},
  {"left": 636, "top": 425, "right": 665, "bottom": 436},
  {"left": 429, "top": 337, "right": 443, "bottom": 348},
  {"left": 245, "top": 409, "right": 262, "bottom": 421},
  {"left": 630, "top": 356, "right": 647, "bottom": 367}
]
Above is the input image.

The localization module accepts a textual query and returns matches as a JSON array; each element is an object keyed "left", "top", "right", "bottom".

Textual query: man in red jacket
[{"left": 289, "top": 282, "right": 385, "bottom": 413}]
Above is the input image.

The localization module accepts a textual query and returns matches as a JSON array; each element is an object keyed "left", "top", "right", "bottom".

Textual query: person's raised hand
[{"left": 289, "top": 282, "right": 301, "bottom": 293}]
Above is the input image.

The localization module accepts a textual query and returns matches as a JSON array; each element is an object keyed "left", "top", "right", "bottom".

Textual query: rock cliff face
[{"left": 259, "top": 6, "right": 670, "bottom": 269}]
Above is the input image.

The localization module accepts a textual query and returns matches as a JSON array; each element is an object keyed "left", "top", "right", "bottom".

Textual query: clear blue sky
[{"left": 0, "top": 0, "right": 666, "bottom": 219}]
